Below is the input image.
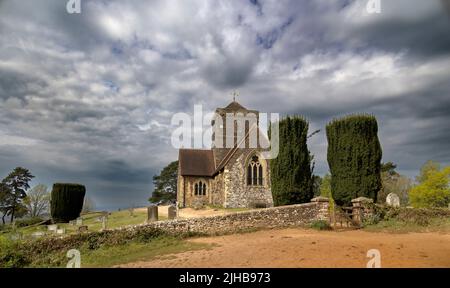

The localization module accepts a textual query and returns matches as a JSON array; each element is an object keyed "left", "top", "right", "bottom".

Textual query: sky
[{"left": 0, "top": 0, "right": 449, "bottom": 210}]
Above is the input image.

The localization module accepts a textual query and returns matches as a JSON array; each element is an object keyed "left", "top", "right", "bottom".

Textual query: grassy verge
[
  {"left": 363, "top": 217, "right": 450, "bottom": 233},
  {"left": 33, "top": 236, "right": 212, "bottom": 268},
  {"left": 0, "top": 225, "right": 209, "bottom": 268}
]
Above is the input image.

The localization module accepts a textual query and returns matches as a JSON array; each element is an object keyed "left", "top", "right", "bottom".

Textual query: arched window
[
  {"left": 194, "top": 183, "right": 199, "bottom": 196},
  {"left": 247, "top": 155, "right": 263, "bottom": 186},
  {"left": 194, "top": 181, "right": 207, "bottom": 196}
]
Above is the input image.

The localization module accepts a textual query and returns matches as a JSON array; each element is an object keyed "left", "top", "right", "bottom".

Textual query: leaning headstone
[
  {"left": 76, "top": 218, "right": 83, "bottom": 226},
  {"left": 168, "top": 205, "right": 177, "bottom": 220},
  {"left": 78, "top": 225, "right": 88, "bottom": 233},
  {"left": 48, "top": 224, "right": 58, "bottom": 232},
  {"left": 386, "top": 193, "right": 400, "bottom": 207},
  {"left": 147, "top": 205, "right": 158, "bottom": 222}
]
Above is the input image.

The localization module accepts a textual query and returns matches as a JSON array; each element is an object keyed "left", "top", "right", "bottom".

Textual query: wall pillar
[
  {"left": 351, "top": 197, "right": 374, "bottom": 225},
  {"left": 310, "top": 196, "right": 330, "bottom": 222}
]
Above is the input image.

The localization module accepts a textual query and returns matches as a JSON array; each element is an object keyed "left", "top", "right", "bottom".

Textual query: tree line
[
  {"left": 151, "top": 114, "right": 449, "bottom": 209},
  {"left": 0, "top": 167, "right": 95, "bottom": 225}
]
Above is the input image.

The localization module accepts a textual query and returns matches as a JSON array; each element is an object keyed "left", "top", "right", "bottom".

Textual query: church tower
[{"left": 211, "top": 99, "right": 260, "bottom": 166}]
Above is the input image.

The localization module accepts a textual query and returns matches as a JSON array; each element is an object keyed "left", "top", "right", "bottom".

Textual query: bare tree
[{"left": 23, "top": 184, "right": 50, "bottom": 218}]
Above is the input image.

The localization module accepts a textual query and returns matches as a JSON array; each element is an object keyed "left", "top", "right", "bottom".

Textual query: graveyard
[
  {"left": 1, "top": 198, "right": 450, "bottom": 267},
  {"left": 0, "top": 205, "right": 249, "bottom": 241}
]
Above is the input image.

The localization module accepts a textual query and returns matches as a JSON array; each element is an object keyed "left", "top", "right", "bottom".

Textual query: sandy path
[{"left": 119, "top": 228, "right": 450, "bottom": 268}]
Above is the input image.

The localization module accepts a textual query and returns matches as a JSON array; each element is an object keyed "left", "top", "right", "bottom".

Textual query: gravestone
[
  {"left": 76, "top": 218, "right": 83, "bottom": 226},
  {"left": 147, "top": 205, "right": 158, "bottom": 222},
  {"left": 9, "top": 233, "right": 21, "bottom": 241},
  {"left": 48, "top": 224, "right": 58, "bottom": 232},
  {"left": 168, "top": 205, "right": 177, "bottom": 220},
  {"left": 31, "top": 231, "right": 45, "bottom": 239},
  {"left": 386, "top": 193, "right": 400, "bottom": 207},
  {"left": 101, "top": 216, "right": 107, "bottom": 230},
  {"left": 56, "top": 228, "right": 65, "bottom": 235},
  {"left": 78, "top": 225, "right": 88, "bottom": 233}
]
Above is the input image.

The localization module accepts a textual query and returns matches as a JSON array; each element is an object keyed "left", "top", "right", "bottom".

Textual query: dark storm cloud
[
  {"left": 350, "top": 8, "right": 450, "bottom": 59},
  {"left": 0, "top": 0, "right": 449, "bottom": 209}
]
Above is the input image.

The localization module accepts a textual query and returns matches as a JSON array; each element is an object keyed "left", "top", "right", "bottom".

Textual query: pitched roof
[
  {"left": 178, "top": 149, "right": 215, "bottom": 177},
  {"left": 215, "top": 101, "right": 258, "bottom": 114},
  {"left": 223, "top": 101, "right": 247, "bottom": 111}
]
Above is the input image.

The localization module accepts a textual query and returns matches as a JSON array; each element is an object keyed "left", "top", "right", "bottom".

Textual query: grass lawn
[
  {"left": 1, "top": 209, "right": 168, "bottom": 239},
  {"left": 80, "top": 237, "right": 213, "bottom": 268}
]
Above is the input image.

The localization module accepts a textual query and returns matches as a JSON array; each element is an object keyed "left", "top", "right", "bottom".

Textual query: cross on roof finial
[{"left": 232, "top": 90, "right": 239, "bottom": 102}]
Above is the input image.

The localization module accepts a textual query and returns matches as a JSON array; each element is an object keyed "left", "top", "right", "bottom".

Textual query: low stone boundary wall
[{"left": 122, "top": 197, "right": 330, "bottom": 235}]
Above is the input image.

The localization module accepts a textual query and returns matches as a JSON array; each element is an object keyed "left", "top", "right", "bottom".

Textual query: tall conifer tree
[
  {"left": 271, "top": 116, "right": 314, "bottom": 206},
  {"left": 326, "top": 114, "right": 382, "bottom": 205}
]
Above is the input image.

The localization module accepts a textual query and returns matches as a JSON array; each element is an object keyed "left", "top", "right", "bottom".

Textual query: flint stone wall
[{"left": 120, "top": 198, "right": 329, "bottom": 235}]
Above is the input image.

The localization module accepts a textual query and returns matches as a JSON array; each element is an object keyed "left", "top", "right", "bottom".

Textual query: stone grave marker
[
  {"left": 168, "top": 205, "right": 177, "bottom": 220},
  {"left": 56, "top": 228, "right": 65, "bottom": 235},
  {"left": 147, "top": 205, "right": 158, "bottom": 222},
  {"left": 101, "top": 215, "right": 107, "bottom": 230},
  {"left": 78, "top": 225, "right": 88, "bottom": 233},
  {"left": 48, "top": 224, "right": 58, "bottom": 232},
  {"left": 9, "top": 233, "right": 21, "bottom": 241},
  {"left": 386, "top": 193, "right": 400, "bottom": 207},
  {"left": 76, "top": 218, "right": 83, "bottom": 226},
  {"left": 31, "top": 231, "right": 45, "bottom": 239}
]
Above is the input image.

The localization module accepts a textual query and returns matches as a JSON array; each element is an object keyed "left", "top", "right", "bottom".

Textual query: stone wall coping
[
  {"left": 351, "top": 197, "right": 374, "bottom": 203},
  {"left": 310, "top": 196, "right": 329, "bottom": 203}
]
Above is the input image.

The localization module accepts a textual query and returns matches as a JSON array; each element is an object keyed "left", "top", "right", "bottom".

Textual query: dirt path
[{"left": 119, "top": 228, "right": 450, "bottom": 268}]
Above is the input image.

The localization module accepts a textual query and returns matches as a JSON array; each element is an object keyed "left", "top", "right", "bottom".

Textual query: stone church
[{"left": 177, "top": 100, "right": 274, "bottom": 208}]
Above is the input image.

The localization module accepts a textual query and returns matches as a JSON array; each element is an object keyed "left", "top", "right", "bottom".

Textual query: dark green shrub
[
  {"left": 326, "top": 114, "right": 382, "bottom": 206},
  {"left": 50, "top": 183, "right": 86, "bottom": 223},
  {"left": 271, "top": 116, "right": 314, "bottom": 206}
]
